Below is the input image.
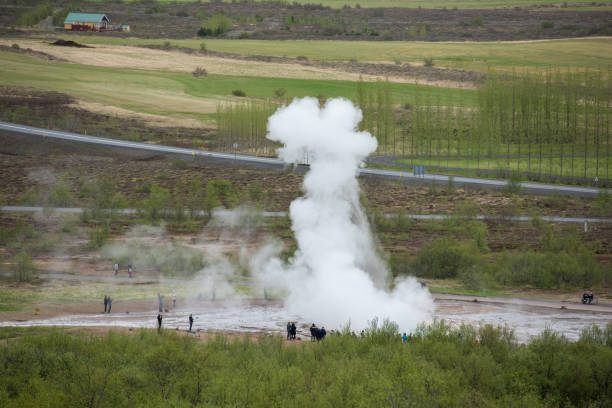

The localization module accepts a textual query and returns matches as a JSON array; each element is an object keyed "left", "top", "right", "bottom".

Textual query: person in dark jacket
[
  {"left": 290, "top": 322, "right": 297, "bottom": 340},
  {"left": 107, "top": 296, "right": 112, "bottom": 313},
  {"left": 157, "top": 314, "right": 162, "bottom": 331},
  {"left": 320, "top": 327, "right": 326, "bottom": 340},
  {"left": 189, "top": 314, "right": 194, "bottom": 332},
  {"left": 103, "top": 295, "right": 108, "bottom": 313}
]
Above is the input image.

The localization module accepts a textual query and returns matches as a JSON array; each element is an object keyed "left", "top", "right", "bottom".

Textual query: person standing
[
  {"left": 107, "top": 296, "right": 112, "bottom": 313},
  {"left": 189, "top": 314, "right": 194, "bottom": 332},
  {"left": 158, "top": 293, "right": 164, "bottom": 312},
  {"left": 114, "top": 263, "right": 119, "bottom": 277},
  {"left": 286, "top": 322, "right": 291, "bottom": 340},
  {"left": 157, "top": 314, "right": 162, "bottom": 331},
  {"left": 172, "top": 292, "right": 176, "bottom": 309},
  {"left": 103, "top": 295, "right": 108, "bottom": 313},
  {"left": 290, "top": 322, "right": 296, "bottom": 340}
]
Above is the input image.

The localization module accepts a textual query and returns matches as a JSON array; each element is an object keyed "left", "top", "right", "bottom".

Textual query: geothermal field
[
  {"left": 1, "top": 98, "right": 609, "bottom": 342},
  {"left": 1, "top": 1, "right": 611, "bottom": 405}
]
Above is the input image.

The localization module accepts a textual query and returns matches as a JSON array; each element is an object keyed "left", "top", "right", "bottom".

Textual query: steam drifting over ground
[{"left": 260, "top": 97, "right": 433, "bottom": 331}]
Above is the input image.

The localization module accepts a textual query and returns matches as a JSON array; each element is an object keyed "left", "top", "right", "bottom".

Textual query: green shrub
[
  {"left": 198, "top": 14, "right": 232, "bottom": 36},
  {"left": 11, "top": 251, "right": 37, "bottom": 282},
  {"left": 414, "top": 238, "right": 480, "bottom": 279},
  {"left": 88, "top": 224, "right": 110, "bottom": 249},
  {"left": 11, "top": 43, "right": 19, "bottom": 50},
  {"left": 1, "top": 325, "right": 611, "bottom": 407},
  {"left": 17, "top": 3, "right": 53, "bottom": 26},
  {"left": 232, "top": 89, "right": 246, "bottom": 97},
  {"left": 503, "top": 173, "right": 522, "bottom": 196},
  {"left": 541, "top": 20, "right": 555, "bottom": 29},
  {"left": 192, "top": 66, "right": 207, "bottom": 77},
  {"left": 48, "top": 181, "right": 72, "bottom": 207},
  {"left": 273, "top": 88, "right": 287, "bottom": 98},
  {"left": 494, "top": 249, "right": 602, "bottom": 288},
  {"left": 142, "top": 183, "right": 171, "bottom": 220},
  {"left": 423, "top": 57, "right": 434, "bottom": 67}
]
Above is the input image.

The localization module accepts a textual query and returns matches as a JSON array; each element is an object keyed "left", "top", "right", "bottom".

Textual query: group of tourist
[
  {"left": 286, "top": 322, "right": 297, "bottom": 340},
  {"left": 113, "top": 263, "right": 134, "bottom": 278},
  {"left": 156, "top": 313, "right": 195, "bottom": 332},
  {"left": 310, "top": 323, "right": 327, "bottom": 341}
]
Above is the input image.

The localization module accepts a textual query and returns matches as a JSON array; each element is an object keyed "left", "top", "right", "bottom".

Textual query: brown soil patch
[{"left": 50, "top": 39, "right": 92, "bottom": 48}]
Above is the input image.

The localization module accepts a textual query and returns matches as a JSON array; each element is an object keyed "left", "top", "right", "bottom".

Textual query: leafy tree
[
  {"left": 143, "top": 183, "right": 171, "bottom": 220},
  {"left": 12, "top": 251, "right": 37, "bottom": 282},
  {"left": 203, "top": 182, "right": 220, "bottom": 216}
]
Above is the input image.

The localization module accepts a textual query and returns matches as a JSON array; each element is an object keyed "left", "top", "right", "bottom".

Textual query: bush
[
  {"left": 198, "top": 14, "right": 232, "bottom": 37},
  {"left": 17, "top": 3, "right": 53, "bottom": 26},
  {"left": 541, "top": 20, "right": 555, "bottom": 29},
  {"left": 494, "top": 250, "right": 602, "bottom": 288},
  {"left": 11, "top": 43, "right": 19, "bottom": 50},
  {"left": 88, "top": 224, "right": 110, "bottom": 249},
  {"left": 192, "top": 66, "right": 207, "bottom": 77},
  {"left": 48, "top": 181, "right": 72, "bottom": 207},
  {"left": 503, "top": 173, "right": 522, "bottom": 196},
  {"left": 11, "top": 251, "right": 37, "bottom": 282},
  {"left": 2, "top": 325, "right": 611, "bottom": 407},
  {"left": 273, "top": 88, "right": 287, "bottom": 98},
  {"left": 414, "top": 238, "right": 480, "bottom": 279},
  {"left": 423, "top": 57, "right": 434, "bottom": 67},
  {"left": 199, "top": 42, "right": 207, "bottom": 52},
  {"left": 232, "top": 89, "right": 246, "bottom": 97}
]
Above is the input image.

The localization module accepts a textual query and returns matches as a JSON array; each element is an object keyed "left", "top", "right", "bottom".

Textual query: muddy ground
[{"left": 2, "top": 0, "right": 611, "bottom": 41}]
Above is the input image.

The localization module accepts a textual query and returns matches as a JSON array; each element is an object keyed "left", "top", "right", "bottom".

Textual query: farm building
[{"left": 64, "top": 13, "right": 114, "bottom": 32}]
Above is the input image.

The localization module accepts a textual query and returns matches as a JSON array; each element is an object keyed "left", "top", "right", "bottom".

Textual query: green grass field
[
  {"left": 395, "top": 151, "right": 611, "bottom": 180},
  {"left": 46, "top": 35, "right": 612, "bottom": 73},
  {"left": 0, "top": 51, "right": 475, "bottom": 123},
  {"left": 97, "top": 0, "right": 612, "bottom": 10}
]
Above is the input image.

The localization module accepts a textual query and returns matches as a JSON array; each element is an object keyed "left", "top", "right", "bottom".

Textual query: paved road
[
  {"left": 1, "top": 120, "right": 608, "bottom": 198},
  {"left": 2, "top": 206, "right": 611, "bottom": 224}
]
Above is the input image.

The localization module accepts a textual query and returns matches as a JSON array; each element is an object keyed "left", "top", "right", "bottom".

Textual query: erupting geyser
[{"left": 263, "top": 97, "right": 433, "bottom": 331}]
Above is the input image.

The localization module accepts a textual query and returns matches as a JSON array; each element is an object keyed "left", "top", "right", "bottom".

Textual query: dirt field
[{"left": 2, "top": 0, "right": 610, "bottom": 41}]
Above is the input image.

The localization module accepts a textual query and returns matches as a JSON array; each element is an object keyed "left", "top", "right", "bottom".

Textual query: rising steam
[{"left": 262, "top": 97, "right": 433, "bottom": 331}]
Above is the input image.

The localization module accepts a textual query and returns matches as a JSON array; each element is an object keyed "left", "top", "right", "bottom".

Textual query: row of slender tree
[{"left": 215, "top": 69, "right": 611, "bottom": 182}]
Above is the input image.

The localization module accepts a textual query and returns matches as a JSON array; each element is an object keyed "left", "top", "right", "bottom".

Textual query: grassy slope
[
  {"left": 0, "top": 51, "right": 476, "bottom": 120},
  {"left": 106, "top": 0, "right": 612, "bottom": 10},
  {"left": 49, "top": 35, "right": 612, "bottom": 73}
]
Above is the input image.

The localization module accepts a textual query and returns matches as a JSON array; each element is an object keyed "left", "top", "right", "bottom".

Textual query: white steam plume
[{"left": 264, "top": 97, "right": 433, "bottom": 331}]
